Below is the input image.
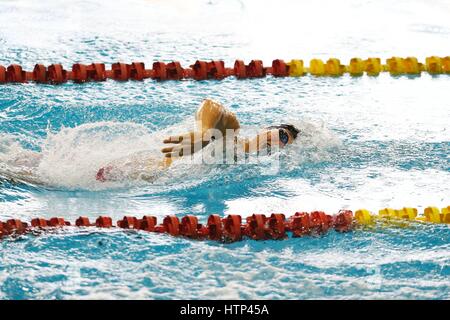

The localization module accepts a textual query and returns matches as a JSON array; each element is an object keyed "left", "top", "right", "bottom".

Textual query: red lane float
[
  {"left": 33, "top": 64, "right": 47, "bottom": 83},
  {"left": 223, "top": 214, "right": 243, "bottom": 242},
  {"left": 0, "top": 59, "right": 284, "bottom": 84},
  {"left": 267, "top": 213, "right": 287, "bottom": 239},
  {"left": 48, "top": 217, "right": 70, "bottom": 227},
  {"left": 117, "top": 216, "right": 138, "bottom": 229},
  {"left": 166, "top": 61, "right": 184, "bottom": 80},
  {"left": 271, "top": 59, "right": 289, "bottom": 77},
  {"left": 333, "top": 210, "right": 354, "bottom": 232},
  {"left": 233, "top": 60, "right": 267, "bottom": 79},
  {"left": 309, "top": 211, "right": 331, "bottom": 234},
  {"left": 31, "top": 218, "right": 48, "bottom": 227},
  {"left": 72, "top": 63, "right": 107, "bottom": 83},
  {"left": 289, "top": 212, "right": 311, "bottom": 237},
  {"left": 191, "top": 60, "right": 208, "bottom": 80},
  {"left": 0, "top": 219, "right": 28, "bottom": 237},
  {"left": 234, "top": 60, "right": 246, "bottom": 79},
  {"left": 180, "top": 215, "right": 198, "bottom": 238},
  {"left": 245, "top": 214, "right": 267, "bottom": 240},
  {"left": 7, "top": 65, "right": 26, "bottom": 83},
  {"left": 163, "top": 215, "right": 180, "bottom": 236},
  {"left": 135, "top": 216, "right": 156, "bottom": 231},
  {"left": 0, "top": 222, "right": 6, "bottom": 237},
  {"left": 111, "top": 63, "right": 129, "bottom": 81},
  {"left": 97, "top": 216, "right": 113, "bottom": 228},
  {"left": 207, "top": 60, "right": 226, "bottom": 80},
  {"left": 72, "top": 64, "right": 88, "bottom": 83},
  {"left": 152, "top": 62, "right": 167, "bottom": 80},
  {"left": 152, "top": 61, "right": 185, "bottom": 80},
  {"left": 48, "top": 64, "right": 68, "bottom": 84},
  {"left": 207, "top": 214, "right": 223, "bottom": 240},
  {"left": 0, "top": 211, "right": 355, "bottom": 242},
  {"left": 91, "top": 63, "right": 106, "bottom": 81},
  {"left": 75, "top": 216, "right": 91, "bottom": 227},
  {"left": 247, "top": 60, "right": 265, "bottom": 78},
  {"left": 0, "top": 65, "right": 6, "bottom": 83},
  {"left": 180, "top": 215, "right": 209, "bottom": 238},
  {"left": 129, "top": 62, "right": 146, "bottom": 81},
  {"left": 7, "top": 219, "right": 29, "bottom": 233}
]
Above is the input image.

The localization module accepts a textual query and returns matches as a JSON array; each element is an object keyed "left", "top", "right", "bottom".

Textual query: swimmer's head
[{"left": 265, "top": 124, "right": 300, "bottom": 147}]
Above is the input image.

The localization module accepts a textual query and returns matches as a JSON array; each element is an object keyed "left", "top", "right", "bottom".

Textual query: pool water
[{"left": 1, "top": 0, "right": 449, "bottom": 299}]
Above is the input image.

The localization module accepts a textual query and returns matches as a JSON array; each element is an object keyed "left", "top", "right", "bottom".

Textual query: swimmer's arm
[
  {"left": 161, "top": 99, "right": 240, "bottom": 161},
  {"left": 239, "top": 132, "right": 273, "bottom": 153},
  {"left": 161, "top": 131, "right": 212, "bottom": 160}
]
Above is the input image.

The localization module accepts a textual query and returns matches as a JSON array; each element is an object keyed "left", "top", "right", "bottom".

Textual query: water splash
[{"left": 0, "top": 119, "right": 339, "bottom": 191}]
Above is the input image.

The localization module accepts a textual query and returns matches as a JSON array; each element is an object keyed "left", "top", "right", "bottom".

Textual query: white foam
[{"left": 0, "top": 119, "right": 340, "bottom": 191}]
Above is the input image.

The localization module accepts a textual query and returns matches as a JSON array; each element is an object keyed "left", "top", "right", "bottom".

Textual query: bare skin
[
  {"left": 96, "top": 98, "right": 296, "bottom": 182},
  {"left": 161, "top": 98, "right": 296, "bottom": 164}
]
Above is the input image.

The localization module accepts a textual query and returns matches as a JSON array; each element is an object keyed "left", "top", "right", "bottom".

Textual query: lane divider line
[
  {"left": 0, "top": 206, "right": 448, "bottom": 242},
  {"left": 1, "top": 56, "right": 449, "bottom": 84}
]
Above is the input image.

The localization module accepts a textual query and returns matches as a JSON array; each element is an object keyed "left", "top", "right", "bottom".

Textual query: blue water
[{"left": 1, "top": 0, "right": 450, "bottom": 299}]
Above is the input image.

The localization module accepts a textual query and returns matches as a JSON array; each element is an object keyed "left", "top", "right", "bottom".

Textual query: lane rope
[
  {"left": 1, "top": 56, "right": 449, "bottom": 84},
  {"left": 1, "top": 206, "right": 448, "bottom": 242}
]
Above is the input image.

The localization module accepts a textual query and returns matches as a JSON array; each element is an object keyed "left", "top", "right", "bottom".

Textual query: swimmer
[{"left": 96, "top": 98, "right": 300, "bottom": 182}]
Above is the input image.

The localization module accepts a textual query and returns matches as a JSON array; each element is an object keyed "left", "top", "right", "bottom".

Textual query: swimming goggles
[
  {"left": 266, "top": 126, "right": 290, "bottom": 146},
  {"left": 278, "top": 128, "right": 289, "bottom": 146}
]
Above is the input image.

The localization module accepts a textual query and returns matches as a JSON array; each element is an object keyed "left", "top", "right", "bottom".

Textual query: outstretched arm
[
  {"left": 161, "top": 99, "right": 240, "bottom": 162},
  {"left": 239, "top": 131, "right": 276, "bottom": 154}
]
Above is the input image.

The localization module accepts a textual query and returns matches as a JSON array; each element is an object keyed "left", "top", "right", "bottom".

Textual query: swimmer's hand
[{"left": 161, "top": 131, "right": 210, "bottom": 159}]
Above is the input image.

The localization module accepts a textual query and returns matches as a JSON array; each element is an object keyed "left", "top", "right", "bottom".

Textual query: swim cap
[{"left": 266, "top": 124, "right": 300, "bottom": 140}]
